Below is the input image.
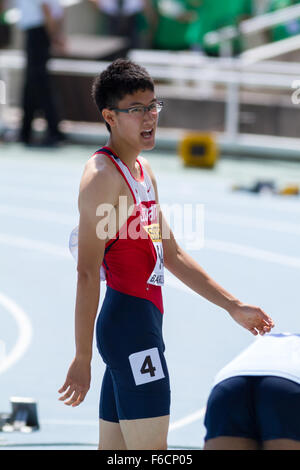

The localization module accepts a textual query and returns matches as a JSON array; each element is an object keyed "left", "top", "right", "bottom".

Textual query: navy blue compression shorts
[
  {"left": 204, "top": 375, "right": 300, "bottom": 442},
  {"left": 96, "top": 286, "right": 171, "bottom": 422}
]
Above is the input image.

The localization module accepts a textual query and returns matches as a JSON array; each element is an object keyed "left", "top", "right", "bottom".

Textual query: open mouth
[{"left": 141, "top": 129, "right": 154, "bottom": 139}]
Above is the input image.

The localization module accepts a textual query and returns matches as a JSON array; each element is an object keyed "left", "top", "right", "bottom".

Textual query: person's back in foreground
[
  {"left": 204, "top": 332, "right": 300, "bottom": 450},
  {"left": 58, "top": 59, "right": 274, "bottom": 450}
]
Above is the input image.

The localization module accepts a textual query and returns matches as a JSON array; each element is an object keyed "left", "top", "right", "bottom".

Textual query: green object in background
[
  {"left": 137, "top": 11, "right": 148, "bottom": 32},
  {"left": 0, "top": 8, "right": 11, "bottom": 48},
  {"left": 151, "top": 0, "right": 254, "bottom": 53},
  {"left": 268, "top": 0, "right": 300, "bottom": 42},
  {"left": 152, "top": 0, "right": 200, "bottom": 50},
  {"left": 186, "top": 0, "right": 253, "bottom": 55}
]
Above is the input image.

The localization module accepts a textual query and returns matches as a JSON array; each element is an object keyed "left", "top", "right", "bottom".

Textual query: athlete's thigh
[
  {"left": 98, "top": 419, "right": 127, "bottom": 450},
  {"left": 204, "top": 437, "right": 260, "bottom": 450},
  {"left": 204, "top": 376, "right": 258, "bottom": 444},
  {"left": 119, "top": 414, "right": 170, "bottom": 450},
  {"left": 263, "top": 439, "right": 300, "bottom": 450},
  {"left": 255, "top": 376, "right": 300, "bottom": 445}
]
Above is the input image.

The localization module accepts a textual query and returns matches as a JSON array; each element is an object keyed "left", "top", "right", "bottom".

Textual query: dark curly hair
[{"left": 92, "top": 59, "right": 155, "bottom": 132}]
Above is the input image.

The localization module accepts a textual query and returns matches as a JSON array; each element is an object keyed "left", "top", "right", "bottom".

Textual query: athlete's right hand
[{"left": 58, "top": 356, "right": 91, "bottom": 407}]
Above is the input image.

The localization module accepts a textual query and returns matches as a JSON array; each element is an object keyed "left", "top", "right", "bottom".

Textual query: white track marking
[
  {"left": 205, "top": 239, "right": 300, "bottom": 268},
  {"left": 41, "top": 407, "right": 207, "bottom": 431},
  {"left": 0, "top": 233, "right": 300, "bottom": 268},
  {"left": 0, "top": 340, "right": 5, "bottom": 363},
  {"left": 0, "top": 292, "right": 33, "bottom": 375},
  {"left": 0, "top": 185, "right": 73, "bottom": 203},
  {"left": 177, "top": 191, "right": 300, "bottom": 214},
  {"left": 41, "top": 419, "right": 98, "bottom": 427},
  {"left": 0, "top": 234, "right": 70, "bottom": 258},
  {"left": 206, "top": 211, "right": 300, "bottom": 235},
  {"left": 169, "top": 407, "right": 206, "bottom": 431},
  {"left": 0, "top": 204, "right": 75, "bottom": 225},
  {"left": 1, "top": 203, "right": 300, "bottom": 236}
]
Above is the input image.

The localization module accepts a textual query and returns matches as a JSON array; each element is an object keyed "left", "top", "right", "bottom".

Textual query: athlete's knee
[
  {"left": 151, "top": 439, "right": 168, "bottom": 450},
  {"left": 98, "top": 442, "right": 127, "bottom": 450},
  {"left": 128, "top": 440, "right": 168, "bottom": 450}
]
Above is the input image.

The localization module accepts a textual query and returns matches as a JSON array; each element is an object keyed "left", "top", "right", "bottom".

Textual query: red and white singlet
[{"left": 69, "top": 147, "right": 164, "bottom": 314}]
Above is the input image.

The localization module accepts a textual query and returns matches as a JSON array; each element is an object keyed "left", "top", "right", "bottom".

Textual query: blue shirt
[{"left": 16, "top": 0, "right": 63, "bottom": 30}]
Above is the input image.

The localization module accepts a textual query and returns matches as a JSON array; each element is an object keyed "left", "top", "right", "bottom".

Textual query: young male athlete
[{"left": 58, "top": 59, "right": 274, "bottom": 450}]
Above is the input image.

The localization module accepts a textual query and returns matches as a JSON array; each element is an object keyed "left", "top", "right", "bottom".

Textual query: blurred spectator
[
  {"left": 251, "top": 0, "right": 271, "bottom": 16},
  {"left": 0, "top": 0, "right": 11, "bottom": 48},
  {"left": 16, "top": 0, "right": 66, "bottom": 147},
  {"left": 151, "top": 0, "right": 201, "bottom": 50},
  {"left": 268, "top": 0, "right": 300, "bottom": 42},
  {"left": 186, "top": 0, "right": 254, "bottom": 56},
  {"left": 204, "top": 333, "right": 300, "bottom": 450},
  {"left": 88, "top": 0, "right": 149, "bottom": 49}
]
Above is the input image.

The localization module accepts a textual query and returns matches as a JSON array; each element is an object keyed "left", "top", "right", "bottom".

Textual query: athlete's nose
[{"left": 143, "top": 112, "right": 156, "bottom": 127}]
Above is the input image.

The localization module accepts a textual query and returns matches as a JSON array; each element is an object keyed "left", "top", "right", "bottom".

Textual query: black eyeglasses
[{"left": 110, "top": 101, "right": 164, "bottom": 117}]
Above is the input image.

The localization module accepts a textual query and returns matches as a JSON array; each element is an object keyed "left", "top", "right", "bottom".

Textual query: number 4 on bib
[
  {"left": 129, "top": 347, "right": 165, "bottom": 386},
  {"left": 141, "top": 355, "right": 156, "bottom": 377}
]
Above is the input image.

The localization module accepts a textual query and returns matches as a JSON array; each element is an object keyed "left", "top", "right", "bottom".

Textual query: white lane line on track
[
  {"left": 205, "top": 239, "right": 300, "bottom": 269},
  {"left": 41, "top": 419, "right": 99, "bottom": 427},
  {"left": 41, "top": 406, "right": 207, "bottom": 431},
  {"left": 0, "top": 185, "right": 74, "bottom": 204},
  {"left": 206, "top": 212, "right": 300, "bottom": 235},
  {"left": 0, "top": 292, "right": 33, "bottom": 375},
  {"left": 1, "top": 233, "right": 300, "bottom": 270},
  {"left": 0, "top": 234, "right": 70, "bottom": 259},
  {"left": 169, "top": 407, "right": 206, "bottom": 432},
  {"left": 0, "top": 204, "right": 75, "bottom": 225},
  {"left": 1, "top": 202, "right": 300, "bottom": 236},
  {"left": 176, "top": 191, "right": 300, "bottom": 214}
]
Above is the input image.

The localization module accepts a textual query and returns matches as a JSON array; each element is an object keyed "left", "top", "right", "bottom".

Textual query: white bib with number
[{"left": 129, "top": 347, "right": 165, "bottom": 386}]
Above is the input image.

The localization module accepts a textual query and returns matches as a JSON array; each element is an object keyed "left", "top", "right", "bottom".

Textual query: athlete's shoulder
[
  {"left": 79, "top": 151, "right": 123, "bottom": 208},
  {"left": 83, "top": 150, "right": 123, "bottom": 185}
]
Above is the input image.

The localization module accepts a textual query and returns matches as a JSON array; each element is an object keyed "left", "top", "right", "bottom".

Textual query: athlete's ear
[{"left": 102, "top": 108, "right": 116, "bottom": 129}]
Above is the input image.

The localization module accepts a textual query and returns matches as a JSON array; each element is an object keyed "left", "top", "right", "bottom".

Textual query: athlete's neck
[{"left": 106, "top": 137, "right": 140, "bottom": 175}]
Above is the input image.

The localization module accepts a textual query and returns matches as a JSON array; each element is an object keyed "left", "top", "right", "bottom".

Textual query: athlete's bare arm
[
  {"left": 58, "top": 156, "right": 123, "bottom": 407},
  {"left": 141, "top": 157, "right": 274, "bottom": 336}
]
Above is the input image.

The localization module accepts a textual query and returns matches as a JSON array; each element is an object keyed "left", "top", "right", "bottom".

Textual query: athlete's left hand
[
  {"left": 228, "top": 303, "right": 275, "bottom": 336},
  {"left": 58, "top": 356, "right": 91, "bottom": 407}
]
